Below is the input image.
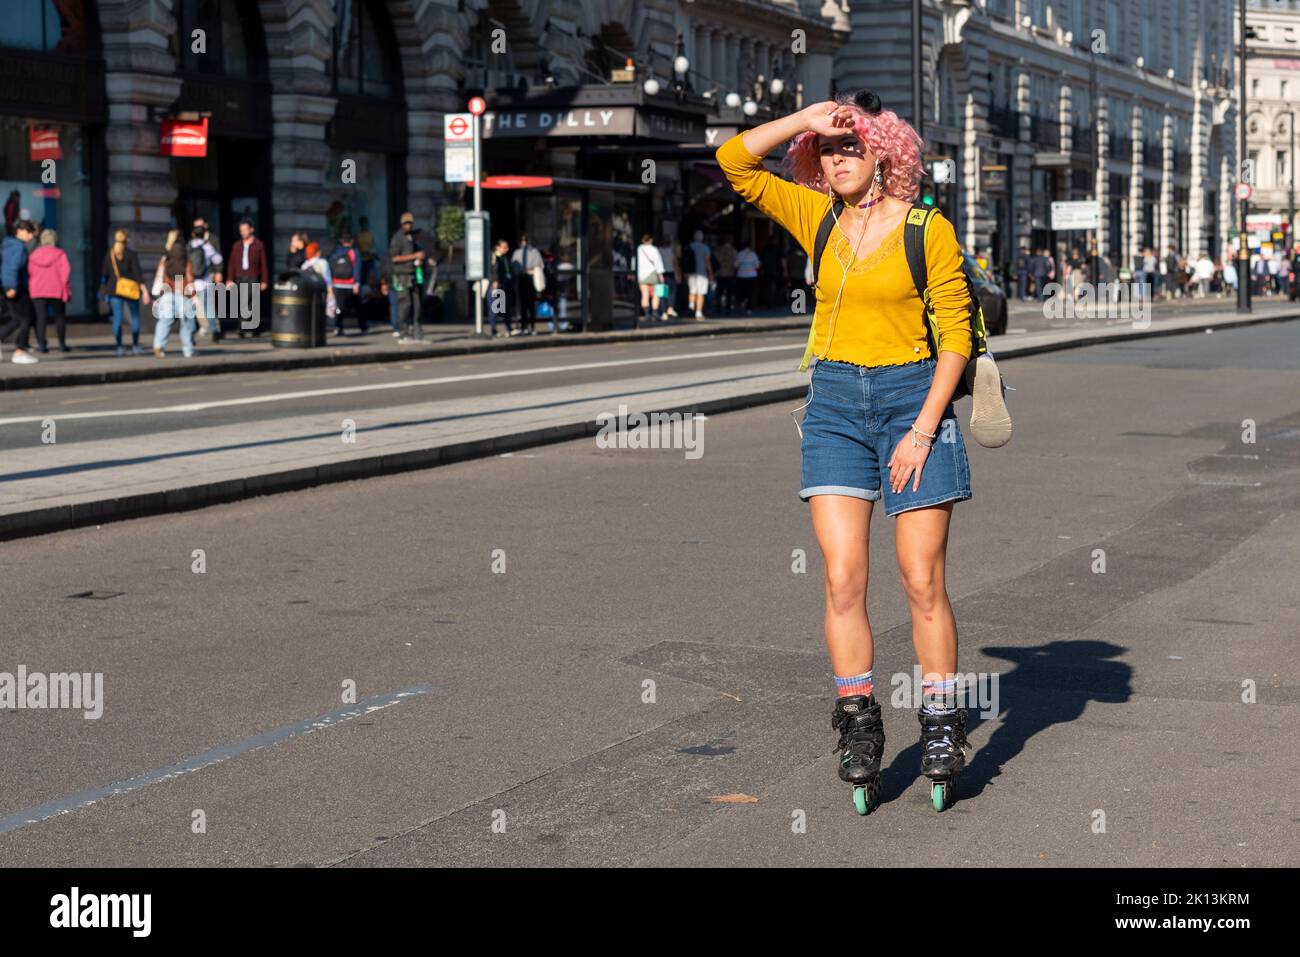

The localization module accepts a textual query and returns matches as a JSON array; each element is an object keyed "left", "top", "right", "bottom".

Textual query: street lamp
[
  {"left": 643, "top": 75, "right": 660, "bottom": 96},
  {"left": 725, "top": 91, "right": 742, "bottom": 109},
  {"left": 1284, "top": 110, "right": 1297, "bottom": 256},
  {"left": 1238, "top": 0, "right": 1252, "bottom": 313},
  {"left": 742, "top": 99, "right": 758, "bottom": 117}
]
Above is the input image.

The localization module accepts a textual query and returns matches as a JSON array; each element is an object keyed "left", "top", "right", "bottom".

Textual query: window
[
  {"left": 2, "top": 0, "right": 90, "bottom": 52},
  {"left": 1105, "top": 0, "right": 1123, "bottom": 56},
  {"left": 332, "top": 0, "right": 396, "bottom": 97},
  {"left": 987, "top": 0, "right": 1011, "bottom": 17},
  {"left": 937, "top": 58, "right": 960, "bottom": 128},
  {"left": 178, "top": 0, "right": 263, "bottom": 76},
  {"left": 1251, "top": 78, "right": 1260, "bottom": 97},
  {"left": 1278, "top": 151, "right": 1289, "bottom": 189},
  {"left": 1282, "top": 80, "right": 1290, "bottom": 99}
]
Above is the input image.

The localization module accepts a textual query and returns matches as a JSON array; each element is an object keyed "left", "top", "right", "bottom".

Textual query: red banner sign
[
  {"left": 161, "top": 118, "right": 209, "bottom": 157},
  {"left": 29, "top": 127, "right": 62, "bottom": 161},
  {"left": 466, "top": 176, "right": 554, "bottom": 190}
]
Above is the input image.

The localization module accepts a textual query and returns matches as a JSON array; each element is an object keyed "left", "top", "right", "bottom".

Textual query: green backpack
[{"left": 802, "top": 200, "right": 988, "bottom": 397}]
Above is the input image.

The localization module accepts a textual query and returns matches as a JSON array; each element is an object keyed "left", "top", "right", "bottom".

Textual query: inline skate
[{"left": 832, "top": 694, "right": 885, "bottom": 815}]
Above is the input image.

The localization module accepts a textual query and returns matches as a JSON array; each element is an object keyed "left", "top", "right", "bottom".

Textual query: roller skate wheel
[
  {"left": 931, "top": 782, "right": 950, "bottom": 812},
  {"left": 853, "top": 786, "right": 870, "bottom": 816}
]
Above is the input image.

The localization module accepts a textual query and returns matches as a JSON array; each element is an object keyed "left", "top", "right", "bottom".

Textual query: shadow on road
[{"left": 878, "top": 639, "right": 1132, "bottom": 806}]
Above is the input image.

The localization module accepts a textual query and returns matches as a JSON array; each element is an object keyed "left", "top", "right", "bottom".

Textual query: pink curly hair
[{"left": 783, "top": 94, "right": 925, "bottom": 202}]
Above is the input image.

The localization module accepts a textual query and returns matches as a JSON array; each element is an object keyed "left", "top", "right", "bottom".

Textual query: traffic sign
[
  {"left": 1051, "top": 200, "right": 1100, "bottom": 230},
  {"left": 468, "top": 96, "right": 486, "bottom": 116},
  {"left": 444, "top": 113, "right": 472, "bottom": 142},
  {"left": 1235, "top": 182, "right": 1253, "bottom": 201}
]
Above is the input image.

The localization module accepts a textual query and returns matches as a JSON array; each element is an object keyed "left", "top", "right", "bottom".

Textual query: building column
[
  {"left": 1129, "top": 106, "right": 1145, "bottom": 267},
  {"left": 1013, "top": 68, "right": 1032, "bottom": 250},
  {"left": 262, "top": 0, "right": 336, "bottom": 263},
  {"left": 1160, "top": 113, "right": 1175, "bottom": 254},
  {"left": 1060, "top": 82, "right": 1072, "bottom": 154},
  {"left": 99, "top": 1, "right": 182, "bottom": 256},
  {"left": 1189, "top": 95, "right": 1208, "bottom": 256}
]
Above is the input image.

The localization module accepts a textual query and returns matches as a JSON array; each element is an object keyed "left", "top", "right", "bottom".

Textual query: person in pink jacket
[{"left": 28, "top": 228, "right": 72, "bottom": 353}]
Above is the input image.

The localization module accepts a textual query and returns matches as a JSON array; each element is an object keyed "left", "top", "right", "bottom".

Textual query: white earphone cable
[{"left": 790, "top": 171, "right": 877, "bottom": 439}]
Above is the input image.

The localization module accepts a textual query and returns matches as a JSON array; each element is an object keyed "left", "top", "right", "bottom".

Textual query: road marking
[
  {"left": 0, "top": 344, "right": 803, "bottom": 425},
  {"left": 0, "top": 685, "right": 434, "bottom": 836}
]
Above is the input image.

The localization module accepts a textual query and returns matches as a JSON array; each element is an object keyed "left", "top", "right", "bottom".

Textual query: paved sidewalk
[
  {"left": 2, "top": 305, "right": 1297, "bottom": 540},
  {"left": 0, "top": 314, "right": 806, "bottom": 390}
]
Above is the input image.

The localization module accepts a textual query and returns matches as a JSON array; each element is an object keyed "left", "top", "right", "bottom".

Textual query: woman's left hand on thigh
[{"left": 887, "top": 436, "right": 930, "bottom": 493}]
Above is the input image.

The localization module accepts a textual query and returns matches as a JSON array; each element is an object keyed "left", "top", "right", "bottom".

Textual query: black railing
[
  {"left": 1071, "top": 123, "right": 1094, "bottom": 154},
  {"left": 1030, "top": 114, "right": 1060, "bottom": 148},
  {"left": 988, "top": 105, "right": 1021, "bottom": 139}
]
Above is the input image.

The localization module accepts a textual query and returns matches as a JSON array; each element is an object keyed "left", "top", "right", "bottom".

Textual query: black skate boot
[
  {"left": 831, "top": 694, "right": 885, "bottom": 815},
  {"left": 917, "top": 705, "right": 971, "bottom": 811}
]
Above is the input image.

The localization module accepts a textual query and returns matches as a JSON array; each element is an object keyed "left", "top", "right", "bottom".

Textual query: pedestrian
[
  {"left": 1029, "top": 247, "right": 1049, "bottom": 300},
  {"left": 151, "top": 228, "right": 196, "bottom": 357},
  {"left": 387, "top": 211, "right": 425, "bottom": 342},
  {"left": 187, "top": 217, "right": 223, "bottom": 341},
  {"left": 656, "top": 237, "right": 679, "bottom": 319},
  {"left": 100, "top": 228, "right": 150, "bottom": 356},
  {"left": 28, "top": 228, "right": 72, "bottom": 354},
  {"left": 1223, "top": 258, "right": 1238, "bottom": 296},
  {"left": 487, "top": 238, "right": 515, "bottom": 337},
  {"left": 328, "top": 232, "right": 366, "bottom": 336},
  {"left": 636, "top": 232, "right": 666, "bottom": 323},
  {"left": 300, "top": 241, "right": 338, "bottom": 323},
  {"left": 1193, "top": 252, "right": 1215, "bottom": 298},
  {"left": 714, "top": 236, "right": 737, "bottom": 315},
  {"left": 734, "top": 239, "right": 760, "bottom": 314},
  {"left": 286, "top": 231, "right": 308, "bottom": 272},
  {"left": 685, "top": 229, "right": 713, "bottom": 320},
  {"left": 760, "top": 237, "right": 786, "bottom": 307},
  {"left": 511, "top": 232, "right": 544, "bottom": 334},
  {"left": 0, "top": 219, "right": 40, "bottom": 363},
  {"left": 1014, "top": 245, "right": 1030, "bottom": 300},
  {"left": 226, "top": 218, "right": 269, "bottom": 338},
  {"left": 717, "top": 89, "right": 1000, "bottom": 814}
]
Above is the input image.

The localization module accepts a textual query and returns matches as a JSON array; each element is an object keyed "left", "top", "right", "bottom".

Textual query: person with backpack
[
  {"left": 328, "top": 233, "right": 366, "bottom": 336},
  {"left": 0, "top": 219, "right": 40, "bottom": 363},
  {"left": 187, "top": 218, "right": 223, "bottom": 341},
  {"left": 717, "top": 89, "right": 1012, "bottom": 818}
]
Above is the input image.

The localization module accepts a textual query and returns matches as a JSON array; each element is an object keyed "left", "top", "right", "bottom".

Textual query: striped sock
[
  {"left": 921, "top": 676, "right": 958, "bottom": 711},
  {"left": 835, "top": 670, "right": 874, "bottom": 698}
]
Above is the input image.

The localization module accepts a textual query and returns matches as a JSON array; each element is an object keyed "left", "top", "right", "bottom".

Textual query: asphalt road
[{"left": 1, "top": 321, "right": 1297, "bottom": 866}]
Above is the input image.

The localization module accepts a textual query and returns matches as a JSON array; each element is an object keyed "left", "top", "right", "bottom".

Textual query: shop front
[
  {"left": 0, "top": 0, "right": 106, "bottom": 317},
  {"left": 475, "top": 92, "right": 708, "bottom": 330},
  {"left": 322, "top": 0, "right": 406, "bottom": 283}
]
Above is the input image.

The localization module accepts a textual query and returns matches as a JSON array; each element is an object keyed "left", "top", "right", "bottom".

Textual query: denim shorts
[{"left": 799, "top": 357, "right": 972, "bottom": 516}]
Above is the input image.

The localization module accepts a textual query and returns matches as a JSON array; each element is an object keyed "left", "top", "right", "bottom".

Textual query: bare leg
[
  {"left": 809, "top": 495, "right": 874, "bottom": 676},
  {"left": 894, "top": 502, "right": 957, "bottom": 683}
]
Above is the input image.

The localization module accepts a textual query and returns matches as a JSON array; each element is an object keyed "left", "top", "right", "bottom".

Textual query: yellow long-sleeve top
[{"left": 715, "top": 133, "right": 972, "bottom": 368}]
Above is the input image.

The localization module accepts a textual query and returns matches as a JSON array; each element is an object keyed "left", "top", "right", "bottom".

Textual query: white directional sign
[{"left": 1051, "top": 200, "right": 1101, "bottom": 230}]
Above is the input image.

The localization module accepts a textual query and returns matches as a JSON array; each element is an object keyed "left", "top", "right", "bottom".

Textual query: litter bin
[{"left": 271, "top": 270, "right": 328, "bottom": 347}]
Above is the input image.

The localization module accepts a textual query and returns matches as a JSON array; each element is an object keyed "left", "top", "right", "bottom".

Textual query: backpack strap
[
  {"left": 903, "top": 203, "right": 987, "bottom": 360},
  {"left": 799, "top": 197, "right": 843, "bottom": 372},
  {"left": 811, "top": 198, "right": 842, "bottom": 289}
]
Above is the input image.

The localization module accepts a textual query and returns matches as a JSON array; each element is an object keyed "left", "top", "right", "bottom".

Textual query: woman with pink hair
[{"left": 717, "top": 91, "right": 982, "bottom": 815}]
